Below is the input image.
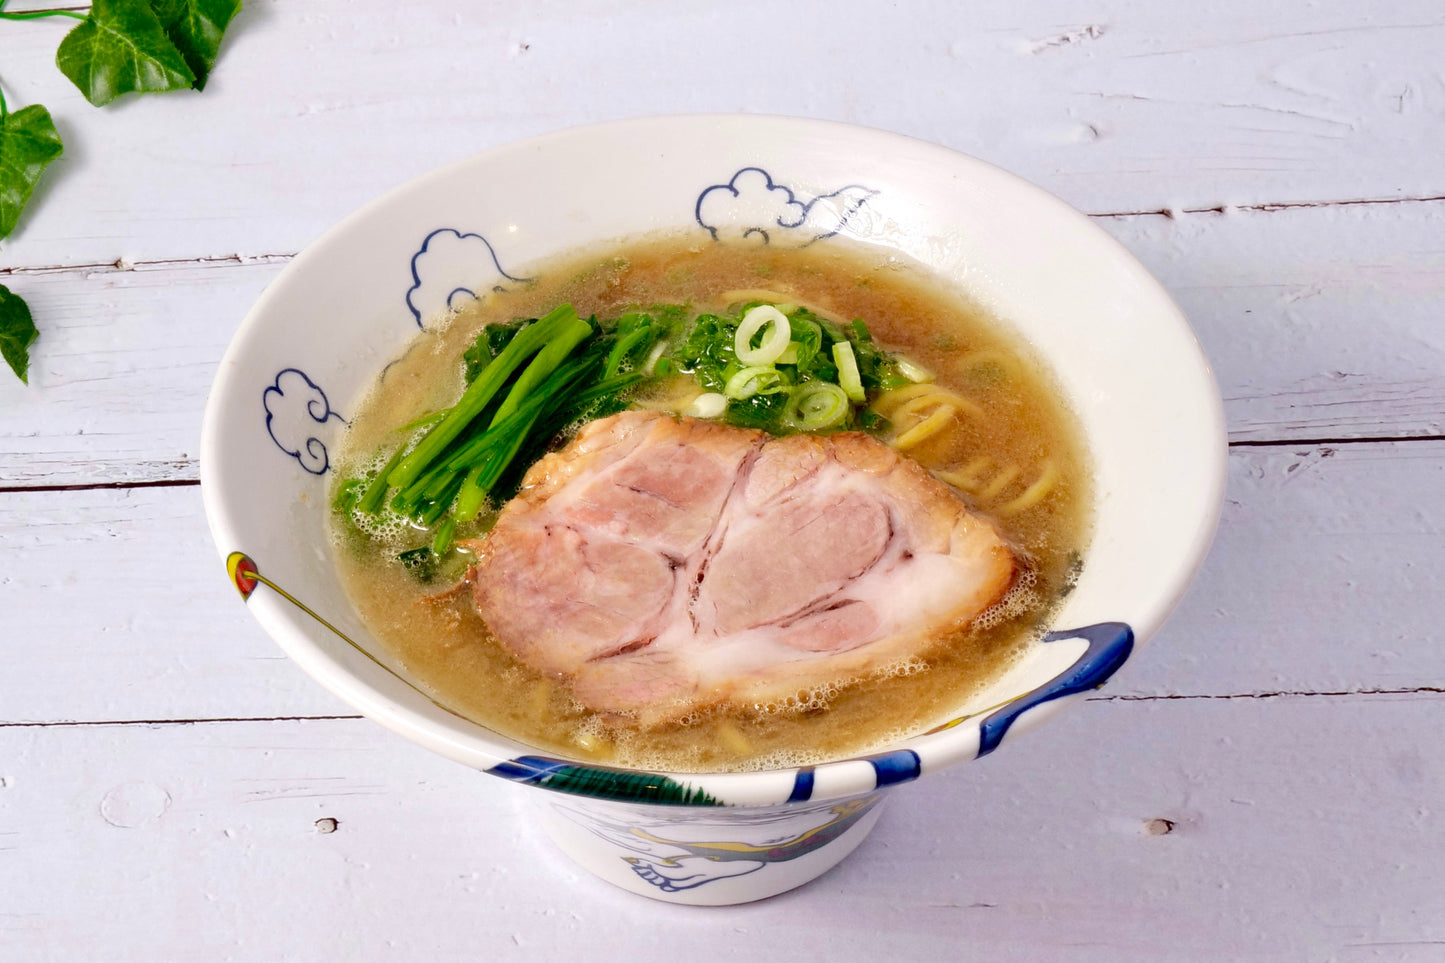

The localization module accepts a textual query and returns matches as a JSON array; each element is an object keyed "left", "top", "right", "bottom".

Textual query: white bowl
[{"left": 201, "top": 115, "right": 1225, "bottom": 904}]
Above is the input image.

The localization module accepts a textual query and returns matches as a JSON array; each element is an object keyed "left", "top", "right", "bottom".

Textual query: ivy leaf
[
  {"left": 0, "top": 285, "right": 39, "bottom": 384},
  {"left": 56, "top": 0, "right": 197, "bottom": 107},
  {"left": 148, "top": 0, "right": 242, "bottom": 90},
  {"left": 0, "top": 104, "right": 64, "bottom": 240}
]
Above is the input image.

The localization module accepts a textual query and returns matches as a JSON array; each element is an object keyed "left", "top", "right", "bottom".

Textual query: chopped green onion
[
  {"left": 832, "top": 341, "right": 866, "bottom": 403},
  {"left": 734, "top": 305, "right": 792, "bottom": 366},
  {"left": 686, "top": 392, "right": 728, "bottom": 418},
  {"left": 784, "top": 381, "right": 850, "bottom": 431},
  {"left": 776, "top": 342, "right": 799, "bottom": 364},
  {"left": 896, "top": 356, "right": 934, "bottom": 383},
  {"left": 724, "top": 365, "right": 787, "bottom": 400}
]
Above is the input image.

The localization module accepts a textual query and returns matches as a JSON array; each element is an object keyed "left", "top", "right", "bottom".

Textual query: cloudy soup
[{"left": 328, "top": 234, "right": 1092, "bottom": 772}]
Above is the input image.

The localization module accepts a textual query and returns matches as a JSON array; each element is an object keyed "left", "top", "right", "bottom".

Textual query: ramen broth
[{"left": 329, "top": 235, "right": 1092, "bottom": 772}]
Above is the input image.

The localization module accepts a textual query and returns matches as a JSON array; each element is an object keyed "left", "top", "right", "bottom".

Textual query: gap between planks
[
  {"left": 3, "top": 194, "right": 1444, "bottom": 278},
  {"left": 4, "top": 687, "right": 1442, "bottom": 730},
  {"left": 3, "top": 435, "right": 1439, "bottom": 496}
]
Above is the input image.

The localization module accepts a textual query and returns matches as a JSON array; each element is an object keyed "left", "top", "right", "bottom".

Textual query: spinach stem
[
  {"left": 488, "top": 312, "right": 593, "bottom": 425},
  {"left": 386, "top": 305, "right": 577, "bottom": 492}
]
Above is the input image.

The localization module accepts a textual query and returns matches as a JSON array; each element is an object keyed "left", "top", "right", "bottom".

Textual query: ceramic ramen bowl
[{"left": 200, "top": 115, "right": 1226, "bottom": 905}]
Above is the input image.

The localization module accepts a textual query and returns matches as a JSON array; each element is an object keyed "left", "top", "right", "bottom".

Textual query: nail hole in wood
[
  {"left": 315, "top": 817, "right": 339, "bottom": 834},
  {"left": 1143, "top": 818, "right": 1175, "bottom": 836}
]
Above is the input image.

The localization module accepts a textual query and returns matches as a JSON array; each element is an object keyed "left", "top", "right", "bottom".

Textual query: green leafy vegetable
[
  {"left": 0, "top": 100, "right": 64, "bottom": 240},
  {"left": 57, "top": 0, "right": 198, "bottom": 106},
  {"left": 670, "top": 301, "right": 905, "bottom": 435},
  {"left": 463, "top": 318, "right": 526, "bottom": 383},
  {"left": 336, "top": 298, "right": 919, "bottom": 580},
  {"left": 0, "top": 284, "right": 39, "bottom": 383},
  {"left": 339, "top": 304, "right": 673, "bottom": 550},
  {"left": 0, "top": 0, "right": 242, "bottom": 383},
  {"left": 148, "top": 0, "right": 241, "bottom": 89}
]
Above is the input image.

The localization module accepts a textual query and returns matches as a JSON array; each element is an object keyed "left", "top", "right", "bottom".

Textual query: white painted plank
[
  {"left": 0, "top": 1, "right": 1443, "bottom": 269},
  {"left": 0, "top": 258, "right": 285, "bottom": 487},
  {"left": 2, "top": 696, "right": 1441, "bottom": 960},
  {"left": 1096, "top": 200, "right": 1445, "bottom": 444},
  {"left": 1115, "top": 440, "right": 1445, "bottom": 698},
  {"left": 0, "top": 484, "right": 352, "bottom": 724},
  {"left": 3, "top": 442, "right": 1442, "bottom": 723},
  {"left": 3, "top": 200, "right": 1443, "bottom": 488}
]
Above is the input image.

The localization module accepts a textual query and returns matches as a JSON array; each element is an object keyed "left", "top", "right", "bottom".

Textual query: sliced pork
[{"left": 472, "top": 410, "right": 1015, "bottom": 725}]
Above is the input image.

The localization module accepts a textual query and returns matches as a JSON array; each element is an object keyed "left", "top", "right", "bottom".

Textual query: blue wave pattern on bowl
[
  {"left": 263, "top": 368, "right": 345, "bottom": 475},
  {"left": 695, "top": 167, "right": 877, "bottom": 246}
]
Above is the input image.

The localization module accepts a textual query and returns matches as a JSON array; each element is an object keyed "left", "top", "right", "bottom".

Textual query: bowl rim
[{"left": 201, "top": 112, "right": 1227, "bottom": 808}]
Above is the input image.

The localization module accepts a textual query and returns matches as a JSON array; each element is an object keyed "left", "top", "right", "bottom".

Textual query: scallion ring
[
  {"left": 832, "top": 341, "right": 866, "bottom": 403},
  {"left": 685, "top": 392, "right": 728, "bottom": 419},
  {"left": 724, "top": 365, "right": 787, "bottom": 400},
  {"left": 784, "top": 381, "right": 850, "bottom": 431},
  {"left": 735, "top": 305, "right": 792, "bottom": 366}
]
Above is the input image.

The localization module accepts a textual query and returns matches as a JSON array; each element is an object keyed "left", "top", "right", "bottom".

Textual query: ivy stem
[{"left": 0, "top": 1, "right": 87, "bottom": 20}]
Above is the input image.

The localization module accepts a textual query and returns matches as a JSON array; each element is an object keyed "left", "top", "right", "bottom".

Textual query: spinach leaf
[
  {"left": 148, "top": 0, "right": 241, "bottom": 90},
  {"left": 675, "top": 313, "right": 737, "bottom": 392},
  {"left": 57, "top": 0, "right": 197, "bottom": 107},
  {"left": 725, "top": 390, "right": 790, "bottom": 431},
  {"left": 463, "top": 319, "right": 528, "bottom": 383},
  {"left": 0, "top": 103, "right": 64, "bottom": 240},
  {"left": 0, "top": 284, "right": 39, "bottom": 384}
]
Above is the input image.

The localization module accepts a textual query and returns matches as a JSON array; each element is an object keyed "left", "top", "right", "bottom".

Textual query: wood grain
[
  {"left": 3, "top": 696, "right": 1441, "bottom": 960},
  {"left": 1, "top": 200, "right": 1443, "bottom": 488},
  {"left": 0, "top": 1, "right": 1442, "bottom": 269},
  {"left": 4, "top": 441, "right": 1442, "bottom": 724},
  {"left": 1, "top": 1, "right": 1441, "bottom": 951}
]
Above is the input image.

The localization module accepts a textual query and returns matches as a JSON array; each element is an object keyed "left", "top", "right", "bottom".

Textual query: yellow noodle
[
  {"left": 977, "top": 464, "right": 1022, "bottom": 501},
  {"left": 714, "top": 719, "right": 754, "bottom": 756},
  {"left": 894, "top": 404, "right": 958, "bottom": 450},
  {"left": 997, "top": 460, "right": 1060, "bottom": 515},
  {"left": 720, "top": 288, "right": 799, "bottom": 306},
  {"left": 895, "top": 391, "right": 984, "bottom": 423},
  {"left": 936, "top": 456, "right": 992, "bottom": 492},
  {"left": 871, "top": 382, "right": 946, "bottom": 417}
]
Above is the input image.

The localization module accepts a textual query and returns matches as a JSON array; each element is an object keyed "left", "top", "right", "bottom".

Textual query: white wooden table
[{"left": 3, "top": 2, "right": 1443, "bottom": 958}]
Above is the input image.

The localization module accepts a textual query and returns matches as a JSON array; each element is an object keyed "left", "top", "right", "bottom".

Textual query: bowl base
[{"left": 535, "top": 791, "right": 887, "bottom": 905}]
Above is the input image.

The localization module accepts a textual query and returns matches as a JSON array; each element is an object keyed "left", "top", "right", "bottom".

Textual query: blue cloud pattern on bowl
[
  {"left": 239, "top": 164, "right": 1136, "bottom": 807},
  {"left": 695, "top": 167, "right": 878, "bottom": 246},
  {"left": 225, "top": 153, "right": 1149, "bottom": 902},
  {"left": 406, "top": 227, "right": 529, "bottom": 325},
  {"left": 262, "top": 368, "right": 345, "bottom": 475}
]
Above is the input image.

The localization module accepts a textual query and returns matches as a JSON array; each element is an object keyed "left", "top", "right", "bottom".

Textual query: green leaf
[
  {"left": 0, "top": 285, "right": 39, "bottom": 384},
  {"left": 0, "top": 104, "right": 64, "bottom": 240},
  {"left": 147, "top": 0, "right": 242, "bottom": 90},
  {"left": 56, "top": 0, "right": 196, "bottom": 107}
]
